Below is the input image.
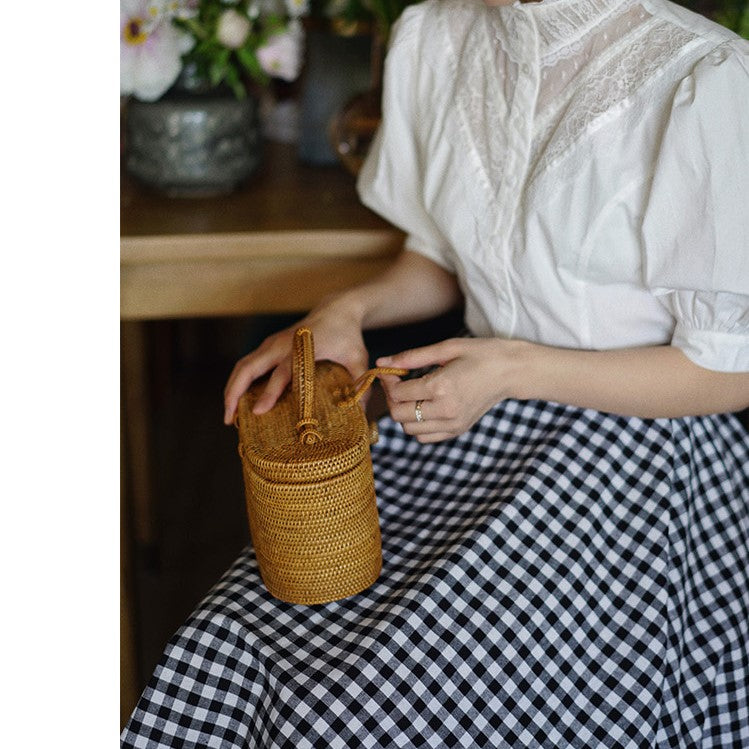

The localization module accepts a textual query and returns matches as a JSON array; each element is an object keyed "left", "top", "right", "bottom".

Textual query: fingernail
[{"left": 377, "top": 356, "right": 392, "bottom": 366}]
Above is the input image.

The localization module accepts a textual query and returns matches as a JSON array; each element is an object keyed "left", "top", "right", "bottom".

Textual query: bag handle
[
  {"left": 292, "top": 327, "right": 407, "bottom": 445},
  {"left": 338, "top": 367, "right": 409, "bottom": 409},
  {"left": 293, "top": 328, "right": 324, "bottom": 445}
]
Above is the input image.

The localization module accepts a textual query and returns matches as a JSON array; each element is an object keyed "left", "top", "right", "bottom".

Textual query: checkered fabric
[{"left": 122, "top": 400, "right": 749, "bottom": 748}]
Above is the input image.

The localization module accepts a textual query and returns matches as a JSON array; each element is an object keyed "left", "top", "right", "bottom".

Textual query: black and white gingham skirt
[{"left": 122, "top": 400, "right": 749, "bottom": 748}]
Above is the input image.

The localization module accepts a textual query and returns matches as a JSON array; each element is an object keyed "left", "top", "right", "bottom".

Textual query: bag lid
[
  {"left": 237, "top": 359, "right": 371, "bottom": 481},
  {"left": 236, "top": 328, "right": 407, "bottom": 482}
]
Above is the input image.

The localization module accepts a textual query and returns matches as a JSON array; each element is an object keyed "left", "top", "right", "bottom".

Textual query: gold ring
[{"left": 415, "top": 400, "right": 424, "bottom": 423}]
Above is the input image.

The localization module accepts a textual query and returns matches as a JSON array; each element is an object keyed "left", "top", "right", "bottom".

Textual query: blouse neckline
[{"left": 499, "top": 0, "right": 638, "bottom": 62}]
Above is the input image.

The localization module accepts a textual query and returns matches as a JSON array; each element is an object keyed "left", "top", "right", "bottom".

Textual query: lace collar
[{"left": 495, "top": 0, "right": 637, "bottom": 62}]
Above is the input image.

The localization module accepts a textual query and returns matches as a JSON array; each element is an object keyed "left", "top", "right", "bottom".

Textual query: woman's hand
[
  {"left": 223, "top": 250, "right": 464, "bottom": 425},
  {"left": 223, "top": 301, "right": 369, "bottom": 425},
  {"left": 377, "top": 338, "right": 524, "bottom": 443},
  {"left": 379, "top": 337, "right": 749, "bottom": 438}
]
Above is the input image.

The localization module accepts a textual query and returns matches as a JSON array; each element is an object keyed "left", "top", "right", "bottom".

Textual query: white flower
[
  {"left": 256, "top": 23, "right": 304, "bottom": 82},
  {"left": 172, "top": 0, "right": 199, "bottom": 19},
  {"left": 120, "top": 0, "right": 193, "bottom": 101},
  {"left": 216, "top": 9, "right": 252, "bottom": 49},
  {"left": 284, "top": 0, "right": 310, "bottom": 17}
]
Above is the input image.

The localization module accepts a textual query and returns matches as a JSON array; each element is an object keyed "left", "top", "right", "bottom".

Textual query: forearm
[
  {"left": 516, "top": 342, "right": 749, "bottom": 418},
  {"left": 317, "top": 249, "right": 462, "bottom": 331},
  {"left": 223, "top": 249, "right": 462, "bottom": 422},
  {"left": 376, "top": 337, "right": 748, "bottom": 442}
]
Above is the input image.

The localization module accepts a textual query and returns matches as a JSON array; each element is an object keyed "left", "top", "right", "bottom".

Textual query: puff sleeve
[
  {"left": 642, "top": 40, "right": 749, "bottom": 372},
  {"left": 356, "top": 8, "right": 456, "bottom": 273}
]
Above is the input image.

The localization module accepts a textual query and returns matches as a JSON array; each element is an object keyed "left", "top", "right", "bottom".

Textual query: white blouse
[{"left": 357, "top": 0, "right": 749, "bottom": 372}]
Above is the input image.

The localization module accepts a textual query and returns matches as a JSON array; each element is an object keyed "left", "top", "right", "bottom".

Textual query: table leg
[
  {"left": 121, "top": 430, "right": 138, "bottom": 727},
  {"left": 121, "top": 320, "right": 157, "bottom": 724},
  {"left": 121, "top": 321, "right": 157, "bottom": 547}
]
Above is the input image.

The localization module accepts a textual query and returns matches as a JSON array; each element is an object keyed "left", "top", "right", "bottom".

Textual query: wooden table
[
  {"left": 121, "top": 142, "right": 403, "bottom": 319},
  {"left": 120, "top": 142, "right": 403, "bottom": 723}
]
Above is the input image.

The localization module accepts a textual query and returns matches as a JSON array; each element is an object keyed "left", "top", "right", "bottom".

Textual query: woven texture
[
  {"left": 122, "top": 401, "right": 749, "bottom": 748},
  {"left": 236, "top": 328, "right": 405, "bottom": 605}
]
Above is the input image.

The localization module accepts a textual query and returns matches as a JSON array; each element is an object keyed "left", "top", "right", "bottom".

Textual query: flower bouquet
[
  {"left": 121, "top": 0, "right": 309, "bottom": 102},
  {"left": 120, "top": 0, "right": 422, "bottom": 190},
  {"left": 121, "top": 1, "right": 314, "bottom": 194}
]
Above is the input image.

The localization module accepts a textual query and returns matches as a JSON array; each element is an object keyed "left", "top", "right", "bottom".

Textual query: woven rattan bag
[{"left": 235, "top": 327, "right": 407, "bottom": 605}]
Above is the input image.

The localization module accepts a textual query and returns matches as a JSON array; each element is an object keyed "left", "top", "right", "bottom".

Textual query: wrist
[
  {"left": 314, "top": 290, "right": 367, "bottom": 329},
  {"left": 499, "top": 338, "right": 540, "bottom": 403},
  {"left": 324, "top": 285, "right": 401, "bottom": 330}
]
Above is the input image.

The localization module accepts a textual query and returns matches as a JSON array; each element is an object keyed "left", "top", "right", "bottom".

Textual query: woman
[{"left": 123, "top": 0, "right": 749, "bottom": 745}]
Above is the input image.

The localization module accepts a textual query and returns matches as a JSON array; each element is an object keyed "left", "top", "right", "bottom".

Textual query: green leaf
[
  {"left": 209, "top": 64, "right": 225, "bottom": 86},
  {"left": 237, "top": 46, "right": 269, "bottom": 84},
  {"left": 174, "top": 16, "right": 207, "bottom": 40},
  {"left": 209, "top": 52, "right": 230, "bottom": 86},
  {"left": 262, "top": 15, "right": 286, "bottom": 36},
  {"left": 739, "top": 2, "right": 749, "bottom": 37},
  {"left": 225, "top": 66, "right": 246, "bottom": 99}
]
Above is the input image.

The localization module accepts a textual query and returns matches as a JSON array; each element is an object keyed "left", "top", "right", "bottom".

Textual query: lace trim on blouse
[
  {"left": 531, "top": 16, "right": 700, "bottom": 178},
  {"left": 444, "top": 0, "right": 703, "bottom": 195}
]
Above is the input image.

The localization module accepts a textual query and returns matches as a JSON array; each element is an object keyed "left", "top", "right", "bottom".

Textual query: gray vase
[{"left": 125, "top": 72, "right": 262, "bottom": 197}]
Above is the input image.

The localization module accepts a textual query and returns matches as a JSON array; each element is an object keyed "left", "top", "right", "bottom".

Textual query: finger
[
  {"left": 223, "top": 339, "right": 292, "bottom": 423},
  {"left": 385, "top": 375, "right": 440, "bottom": 404},
  {"left": 378, "top": 373, "right": 403, "bottom": 397},
  {"left": 402, "top": 418, "right": 457, "bottom": 436},
  {"left": 224, "top": 360, "right": 274, "bottom": 424},
  {"left": 387, "top": 397, "right": 460, "bottom": 434},
  {"left": 379, "top": 368, "right": 438, "bottom": 404},
  {"left": 389, "top": 399, "right": 435, "bottom": 425},
  {"left": 223, "top": 357, "right": 261, "bottom": 425},
  {"left": 415, "top": 432, "right": 454, "bottom": 444},
  {"left": 376, "top": 339, "right": 458, "bottom": 371},
  {"left": 252, "top": 364, "right": 292, "bottom": 415}
]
